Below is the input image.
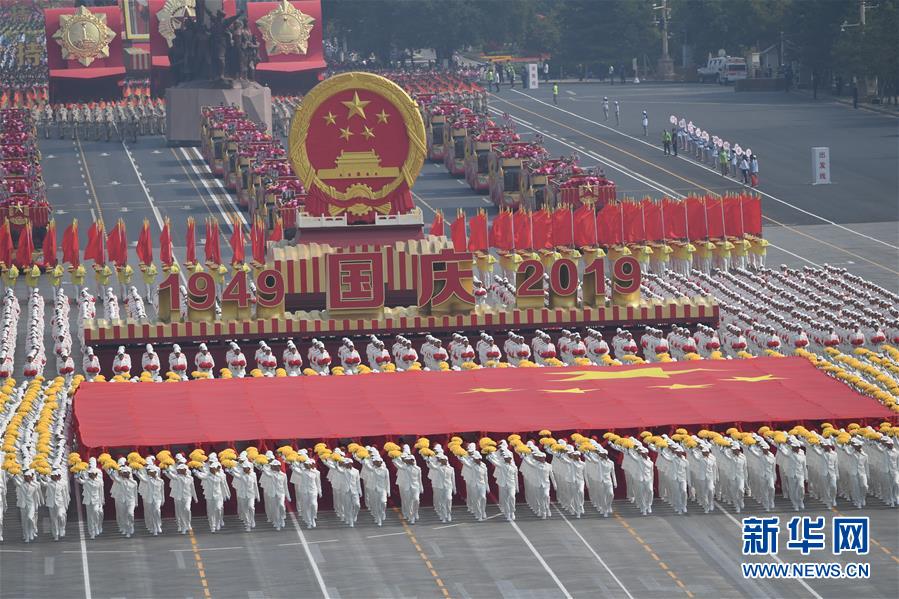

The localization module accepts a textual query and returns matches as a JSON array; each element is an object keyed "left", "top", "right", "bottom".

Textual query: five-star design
[
  {"left": 463, "top": 387, "right": 516, "bottom": 394},
  {"left": 651, "top": 383, "right": 712, "bottom": 390},
  {"left": 341, "top": 92, "right": 370, "bottom": 120},
  {"left": 542, "top": 387, "right": 593, "bottom": 394},
  {"left": 551, "top": 367, "right": 710, "bottom": 382},
  {"left": 721, "top": 375, "right": 785, "bottom": 383},
  {"left": 339, "top": 127, "right": 353, "bottom": 141},
  {"left": 362, "top": 125, "right": 376, "bottom": 140},
  {"left": 376, "top": 109, "right": 390, "bottom": 124},
  {"left": 323, "top": 111, "right": 336, "bottom": 125}
]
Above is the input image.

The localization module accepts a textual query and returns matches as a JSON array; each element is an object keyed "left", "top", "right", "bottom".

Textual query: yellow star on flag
[
  {"left": 361, "top": 125, "right": 375, "bottom": 140},
  {"left": 551, "top": 367, "right": 710, "bottom": 382},
  {"left": 341, "top": 92, "right": 370, "bottom": 120},
  {"left": 651, "top": 383, "right": 712, "bottom": 390},
  {"left": 323, "top": 111, "right": 336, "bottom": 125},
  {"left": 543, "top": 387, "right": 593, "bottom": 394},
  {"left": 462, "top": 387, "right": 516, "bottom": 394},
  {"left": 339, "top": 126, "right": 353, "bottom": 141},
  {"left": 376, "top": 109, "right": 390, "bottom": 123},
  {"left": 721, "top": 375, "right": 785, "bottom": 383}
]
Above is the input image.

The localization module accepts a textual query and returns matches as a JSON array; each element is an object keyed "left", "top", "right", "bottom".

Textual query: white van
[{"left": 698, "top": 56, "right": 747, "bottom": 84}]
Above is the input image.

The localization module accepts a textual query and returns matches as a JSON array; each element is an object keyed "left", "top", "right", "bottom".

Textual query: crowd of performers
[{"left": 1, "top": 418, "right": 897, "bottom": 542}]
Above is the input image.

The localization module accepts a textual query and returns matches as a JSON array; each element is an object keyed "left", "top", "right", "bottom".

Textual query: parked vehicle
[{"left": 698, "top": 56, "right": 747, "bottom": 84}]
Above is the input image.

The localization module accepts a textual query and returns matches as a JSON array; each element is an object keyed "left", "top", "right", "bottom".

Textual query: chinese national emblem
[
  {"left": 288, "top": 72, "right": 426, "bottom": 223},
  {"left": 156, "top": 0, "right": 196, "bottom": 48},
  {"left": 256, "top": 0, "right": 315, "bottom": 56},
  {"left": 52, "top": 6, "right": 117, "bottom": 67}
]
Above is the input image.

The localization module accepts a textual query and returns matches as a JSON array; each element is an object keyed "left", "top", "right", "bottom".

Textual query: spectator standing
[
  {"left": 730, "top": 148, "right": 738, "bottom": 179},
  {"left": 641, "top": 110, "right": 648, "bottom": 137},
  {"left": 615, "top": 101, "right": 621, "bottom": 126},
  {"left": 609, "top": 64, "right": 615, "bottom": 85},
  {"left": 739, "top": 154, "right": 750, "bottom": 185},
  {"left": 553, "top": 83, "right": 559, "bottom": 105},
  {"left": 509, "top": 66, "right": 515, "bottom": 89},
  {"left": 486, "top": 68, "right": 495, "bottom": 92},
  {"left": 718, "top": 147, "right": 729, "bottom": 176},
  {"left": 750, "top": 155, "right": 759, "bottom": 187},
  {"left": 543, "top": 61, "right": 549, "bottom": 82},
  {"left": 602, "top": 96, "right": 609, "bottom": 120},
  {"left": 662, "top": 129, "right": 671, "bottom": 155},
  {"left": 671, "top": 126, "right": 678, "bottom": 155},
  {"left": 852, "top": 82, "right": 859, "bottom": 109}
]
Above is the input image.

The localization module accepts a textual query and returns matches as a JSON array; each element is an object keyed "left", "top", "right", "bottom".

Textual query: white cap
[
  {"left": 173, "top": 344, "right": 181, "bottom": 353},
  {"left": 199, "top": 343, "right": 208, "bottom": 352},
  {"left": 117, "top": 346, "right": 125, "bottom": 355}
]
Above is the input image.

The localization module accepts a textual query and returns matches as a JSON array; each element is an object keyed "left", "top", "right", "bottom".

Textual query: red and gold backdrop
[
  {"left": 247, "top": 0, "right": 325, "bottom": 74},
  {"left": 45, "top": 6, "right": 126, "bottom": 79},
  {"left": 288, "top": 72, "right": 426, "bottom": 223}
]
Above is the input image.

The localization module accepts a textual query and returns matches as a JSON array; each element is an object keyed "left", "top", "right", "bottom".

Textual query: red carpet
[{"left": 74, "top": 357, "right": 894, "bottom": 450}]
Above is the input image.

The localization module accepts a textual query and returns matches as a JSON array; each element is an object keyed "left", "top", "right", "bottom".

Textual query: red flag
[
  {"left": 644, "top": 200, "right": 664, "bottom": 241},
  {"left": 450, "top": 212, "right": 467, "bottom": 252},
  {"left": 15, "top": 223, "right": 34, "bottom": 267},
  {"left": 532, "top": 209, "right": 552, "bottom": 249},
  {"left": 706, "top": 197, "right": 725, "bottom": 238},
  {"left": 42, "top": 220, "right": 58, "bottom": 267},
  {"left": 251, "top": 218, "right": 266, "bottom": 264},
  {"left": 490, "top": 211, "right": 514, "bottom": 251},
  {"left": 205, "top": 219, "right": 221, "bottom": 264},
  {"left": 230, "top": 218, "right": 245, "bottom": 264},
  {"left": 0, "top": 222, "right": 12, "bottom": 265},
  {"left": 107, "top": 220, "right": 128, "bottom": 267},
  {"left": 662, "top": 198, "right": 687, "bottom": 239},
  {"left": 597, "top": 203, "right": 623, "bottom": 245},
  {"left": 270, "top": 217, "right": 284, "bottom": 243},
  {"left": 159, "top": 218, "right": 173, "bottom": 267},
  {"left": 622, "top": 201, "right": 646, "bottom": 243},
  {"left": 467, "top": 211, "right": 488, "bottom": 252},
  {"left": 84, "top": 221, "right": 105, "bottom": 265},
  {"left": 105, "top": 222, "right": 120, "bottom": 266},
  {"left": 573, "top": 205, "right": 597, "bottom": 247},
  {"left": 513, "top": 209, "right": 533, "bottom": 250},
  {"left": 429, "top": 210, "right": 445, "bottom": 237},
  {"left": 723, "top": 196, "right": 745, "bottom": 237},
  {"left": 136, "top": 219, "right": 153, "bottom": 266},
  {"left": 185, "top": 217, "right": 196, "bottom": 264},
  {"left": 685, "top": 196, "right": 708, "bottom": 240},
  {"left": 62, "top": 220, "right": 80, "bottom": 267},
  {"left": 551, "top": 207, "right": 573, "bottom": 247},
  {"left": 742, "top": 195, "right": 762, "bottom": 236}
]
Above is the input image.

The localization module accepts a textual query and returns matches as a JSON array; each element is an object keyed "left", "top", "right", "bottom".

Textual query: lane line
[
  {"left": 276, "top": 539, "right": 338, "bottom": 546},
  {"left": 432, "top": 523, "right": 462, "bottom": 530},
  {"left": 178, "top": 147, "right": 238, "bottom": 229},
  {"left": 829, "top": 506, "right": 899, "bottom": 565},
  {"left": 411, "top": 190, "right": 439, "bottom": 217},
  {"left": 507, "top": 518, "right": 574, "bottom": 599},
  {"left": 189, "top": 147, "right": 250, "bottom": 228},
  {"left": 510, "top": 87, "right": 899, "bottom": 251},
  {"left": 492, "top": 93, "right": 898, "bottom": 273},
  {"left": 552, "top": 504, "right": 634, "bottom": 599},
  {"left": 187, "top": 529, "right": 213, "bottom": 599},
  {"left": 715, "top": 502, "right": 822, "bottom": 598},
  {"left": 169, "top": 147, "right": 226, "bottom": 222},
  {"left": 170, "top": 546, "right": 244, "bottom": 552},
  {"left": 613, "top": 513, "right": 693, "bottom": 597},
  {"left": 74, "top": 491, "right": 93, "bottom": 599},
  {"left": 392, "top": 507, "right": 452, "bottom": 599},
  {"left": 74, "top": 134, "right": 104, "bottom": 224},
  {"left": 288, "top": 511, "right": 331, "bottom": 598},
  {"left": 366, "top": 531, "right": 407, "bottom": 539}
]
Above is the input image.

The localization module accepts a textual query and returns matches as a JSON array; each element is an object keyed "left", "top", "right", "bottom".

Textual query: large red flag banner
[{"left": 74, "top": 357, "right": 893, "bottom": 449}]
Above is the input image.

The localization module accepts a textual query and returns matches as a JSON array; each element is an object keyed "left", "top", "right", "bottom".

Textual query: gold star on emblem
[
  {"left": 323, "top": 111, "right": 336, "bottom": 125},
  {"left": 255, "top": 0, "right": 316, "bottom": 56},
  {"left": 376, "top": 109, "right": 390, "bottom": 124},
  {"left": 339, "top": 127, "right": 353, "bottom": 141},
  {"left": 53, "top": 6, "right": 116, "bottom": 67},
  {"left": 551, "top": 367, "right": 710, "bottom": 382},
  {"left": 721, "top": 375, "right": 785, "bottom": 383},
  {"left": 651, "top": 383, "right": 712, "bottom": 390},
  {"left": 341, "top": 92, "right": 370, "bottom": 120},
  {"left": 543, "top": 387, "right": 593, "bottom": 394},
  {"left": 361, "top": 125, "right": 375, "bottom": 140},
  {"left": 462, "top": 387, "right": 516, "bottom": 394}
]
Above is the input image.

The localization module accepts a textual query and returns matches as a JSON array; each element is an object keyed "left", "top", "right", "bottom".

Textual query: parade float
[
  {"left": 442, "top": 109, "right": 485, "bottom": 177},
  {"left": 465, "top": 125, "right": 517, "bottom": 193},
  {"left": 1, "top": 109, "right": 51, "bottom": 244},
  {"left": 489, "top": 140, "right": 547, "bottom": 208},
  {"left": 520, "top": 155, "right": 580, "bottom": 210},
  {"left": 548, "top": 170, "right": 617, "bottom": 211}
]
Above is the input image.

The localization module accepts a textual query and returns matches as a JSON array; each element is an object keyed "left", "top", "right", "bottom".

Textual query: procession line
[
  {"left": 392, "top": 507, "right": 452, "bottom": 599},
  {"left": 613, "top": 512, "right": 694, "bottom": 598},
  {"left": 187, "top": 529, "right": 213, "bottom": 599},
  {"left": 552, "top": 504, "right": 635, "bottom": 599},
  {"left": 509, "top": 87, "right": 899, "bottom": 252},
  {"left": 189, "top": 146, "right": 250, "bottom": 228},
  {"left": 491, "top": 93, "right": 898, "bottom": 275},
  {"left": 507, "top": 519, "right": 574, "bottom": 599},
  {"left": 715, "top": 502, "right": 823, "bottom": 599},
  {"left": 74, "top": 489, "right": 93, "bottom": 599},
  {"left": 829, "top": 506, "right": 899, "bottom": 565},
  {"left": 74, "top": 133, "right": 104, "bottom": 225}
]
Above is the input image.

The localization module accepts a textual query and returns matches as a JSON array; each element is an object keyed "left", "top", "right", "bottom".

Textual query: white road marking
[
  {"left": 411, "top": 190, "right": 439, "bottom": 216},
  {"left": 510, "top": 88, "right": 899, "bottom": 251},
  {"left": 277, "top": 539, "right": 339, "bottom": 546},
  {"left": 366, "top": 531, "right": 407, "bottom": 539},
  {"left": 715, "top": 502, "right": 823, "bottom": 599},
  {"left": 100, "top": 152, "right": 110, "bottom": 157},
  {"left": 565, "top": 90, "right": 576, "bottom": 96},
  {"left": 109, "top": 180, "right": 120, "bottom": 186},
  {"left": 552, "top": 505, "right": 634, "bottom": 599},
  {"left": 46, "top": 154, "right": 56, "bottom": 159},
  {"left": 44, "top": 557, "right": 55, "bottom": 575},
  {"left": 508, "top": 520, "right": 574, "bottom": 599},
  {"left": 433, "top": 523, "right": 462, "bottom": 530},
  {"left": 174, "top": 549, "right": 186, "bottom": 570},
  {"left": 152, "top": 149, "right": 162, "bottom": 154},
  {"left": 0, "top": 549, "right": 32, "bottom": 553},
  {"left": 74, "top": 490, "right": 93, "bottom": 599},
  {"left": 288, "top": 512, "right": 331, "bottom": 599},
  {"left": 170, "top": 546, "right": 244, "bottom": 552},
  {"left": 189, "top": 147, "right": 249, "bottom": 227},
  {"left": 484, "top": 513, "right": 503, "bottom": 520},
  {"left": 64, "top": 550, "right": 137, "bottom": 554}
]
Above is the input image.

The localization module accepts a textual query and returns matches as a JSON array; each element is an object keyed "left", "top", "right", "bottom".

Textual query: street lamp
[{"left": 653, "top": 0, "right": 674, "bottom": 80}]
